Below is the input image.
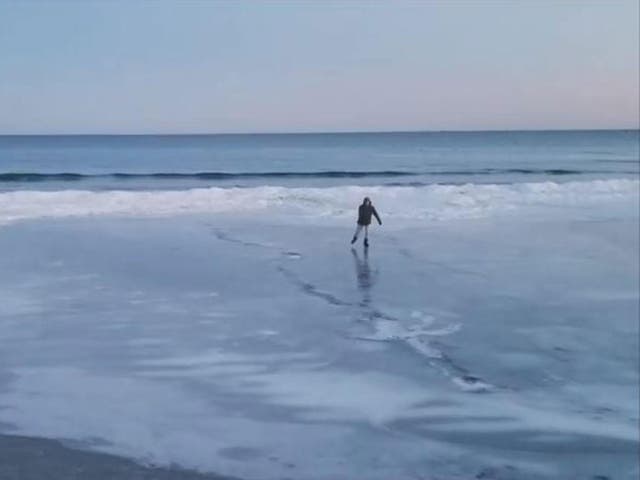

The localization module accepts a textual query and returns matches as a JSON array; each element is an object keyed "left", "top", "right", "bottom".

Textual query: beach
[
  {"left": 0, "top": 170, "right": 638, "bottom": 479},
  {"left": 2, "top": 0, "right": 639, "bottom": 476},
  {"left": 0, "top": 131, "right": 638, "bottom": 479}
]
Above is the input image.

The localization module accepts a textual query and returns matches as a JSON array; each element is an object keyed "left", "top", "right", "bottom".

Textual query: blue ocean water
[{"left": 0, "top": 130, "right": 637, "bottom": 191}]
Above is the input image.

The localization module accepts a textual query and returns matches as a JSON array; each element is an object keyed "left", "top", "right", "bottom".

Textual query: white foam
[
  {"left": 0, "top": 179, "right": 637, "bottom": 227},
  {"left": 362, "top": 317, "right": 461, "bottom": 343},
  {"left": 353, "top": 310, "right": 461, "bottom": 360}
]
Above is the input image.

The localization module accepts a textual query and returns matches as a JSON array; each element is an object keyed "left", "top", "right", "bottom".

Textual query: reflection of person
[
  {"left": 350, "top": 197, "right": 382, "bottom": 247},
  {"left": 351, "top": 247, "right": 374, "bottom": 308}
]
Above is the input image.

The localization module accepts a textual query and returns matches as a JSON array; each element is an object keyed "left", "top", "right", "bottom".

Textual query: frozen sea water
[{"left": 0, "top": 181, "right": 638, "bottom": 479}]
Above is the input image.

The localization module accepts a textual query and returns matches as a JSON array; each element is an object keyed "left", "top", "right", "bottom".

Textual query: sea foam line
[{"left": 0, "top": 179, "right": 637, "bottom": 226}]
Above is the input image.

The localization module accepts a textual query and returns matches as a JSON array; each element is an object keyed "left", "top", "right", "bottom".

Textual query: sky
[{"left": 0, "top": 0, "right": 638, "bottom": 134}]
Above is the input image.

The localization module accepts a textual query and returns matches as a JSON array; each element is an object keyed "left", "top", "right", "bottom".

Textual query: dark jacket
[{"left": 357, "top": 204, "right": 381, "bottom": 226}]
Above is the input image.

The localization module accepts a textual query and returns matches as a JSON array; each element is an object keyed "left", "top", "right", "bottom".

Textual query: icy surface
[{"left": 0, "top": 182, "right": 638, "bottom": 479}]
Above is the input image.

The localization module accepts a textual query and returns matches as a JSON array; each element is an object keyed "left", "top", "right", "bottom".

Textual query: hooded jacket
[{"left": 357, "top": 203, "right": 381, "bottom": 226}]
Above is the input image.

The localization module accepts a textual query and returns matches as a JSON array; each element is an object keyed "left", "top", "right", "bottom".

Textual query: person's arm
[{"left": 372, "top": 207, "right": 382, "bottom": 225}]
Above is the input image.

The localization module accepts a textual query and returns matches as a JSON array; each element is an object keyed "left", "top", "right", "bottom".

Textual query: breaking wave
[
  {"left": 0, "top": 168, "right": 626, "bottom": 184},
  {"left": 0, "top": 179, "right": 637, "bottom": 226}
]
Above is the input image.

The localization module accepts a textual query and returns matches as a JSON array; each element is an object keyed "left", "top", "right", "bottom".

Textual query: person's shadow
[{"left": 351, "top": 247, "right": 376, "bottom": 309}]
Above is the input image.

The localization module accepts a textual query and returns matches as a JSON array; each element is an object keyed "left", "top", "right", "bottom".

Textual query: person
[{"left": 350, "top": 197, "right": 381, "bottom": 247}]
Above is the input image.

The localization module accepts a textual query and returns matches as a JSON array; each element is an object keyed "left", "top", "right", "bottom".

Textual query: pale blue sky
[{"left": 0, "top": 1, "right": 638, "bottom": 134}]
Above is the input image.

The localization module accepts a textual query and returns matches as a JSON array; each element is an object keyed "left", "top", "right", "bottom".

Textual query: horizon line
[{"left": 1, "top": 127, "right": 639, "bottom": 137}]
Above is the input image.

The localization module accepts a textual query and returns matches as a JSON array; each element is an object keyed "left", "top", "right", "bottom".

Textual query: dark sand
[{"left": 0, "top": 434, "right": 239, "bottom": 480}]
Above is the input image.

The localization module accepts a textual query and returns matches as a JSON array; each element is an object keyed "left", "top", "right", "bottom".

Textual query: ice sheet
[{"left": 0, "top": 188, "right": 638, "bottom": 479}]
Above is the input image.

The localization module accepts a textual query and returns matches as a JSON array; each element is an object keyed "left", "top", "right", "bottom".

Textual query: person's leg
[
  {"left": 351, "top": 224, "right": 363, "bottom": 244},
  {"left": 364, "top": 225, "right": 369, "bottom": 247}
]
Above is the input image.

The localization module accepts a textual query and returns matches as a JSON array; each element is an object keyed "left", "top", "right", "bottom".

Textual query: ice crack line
[
  {"left": 211, "top": 228, "right": 273, "bottom": 249},
  {"left": 210, "top": 227, "right": 494, "bottom": 392},
  {"left": 276, "top": 266, "right": 351, "bottom": 307},
  {"left": 211, "top": 228, "right": 303, "bottom": 260}
]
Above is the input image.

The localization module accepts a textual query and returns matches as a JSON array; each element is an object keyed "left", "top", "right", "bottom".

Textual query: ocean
[
  {"left": 1, "top": 130, "right": 638, "bottom": 190},
  {"left": 0, "top": 130, "right": 638, "bottom": 479}
]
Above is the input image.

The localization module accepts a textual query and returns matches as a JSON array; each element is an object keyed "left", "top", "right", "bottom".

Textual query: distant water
[{"left": 0, "top": 130, "right": 637, "bottom": 191}]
